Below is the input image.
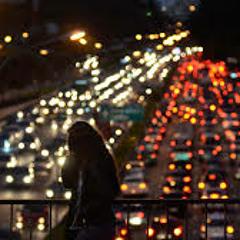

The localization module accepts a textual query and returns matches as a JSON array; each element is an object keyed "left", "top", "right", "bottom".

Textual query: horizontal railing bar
[{"left": 0, "top": 199, "right": 240, "bottom": 205}]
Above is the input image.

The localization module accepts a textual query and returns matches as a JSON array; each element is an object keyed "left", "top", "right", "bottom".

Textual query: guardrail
[{"left": 1, "top": 198, "right": 240, "bottom": 240}]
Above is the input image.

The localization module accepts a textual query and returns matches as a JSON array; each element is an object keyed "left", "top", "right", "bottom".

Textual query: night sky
[{"left": 0, "top": 0, "right": 239, "bottom": 58}]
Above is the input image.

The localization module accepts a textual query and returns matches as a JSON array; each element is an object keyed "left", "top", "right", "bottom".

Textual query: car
[
  {"left": 4, "top": 166, "right": 34, "bottom": 186},
  {"left": 45, "top": 180, "right": 72, "bottom": 199},
  {"left": 17, "top": 134, "right": 41, "bottom": 152},
  {"left": 33, "top": 155, "right": 54, "bottom": 176},
  {"left": 168, "top": 161, "right": 192, "bottom": 173},
  {"left": 114, "top": 219, "right": 132, "bottom": 240},
  {"left": 147, "top": 214, "right": 184, "bottom": 239},
  {"left": 120, "top": 171, "right": 148, "bottom": 197},
  {"left": 16, "top": 204, "right": 49, "bottom": 232}
]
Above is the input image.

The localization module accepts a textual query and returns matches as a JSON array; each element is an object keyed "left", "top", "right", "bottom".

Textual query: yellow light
[
  {"left": 159, "top": 32, "right": 166, "bottom": 38},
  {"left": 121, "top": 184, "right": 128, "bottom": 191},
  {"left": 189, "top": 5, "right": 196, "bottom": 12},
  {"left": 70, "top": 31, "right": 86, "bottom": 41},
  {"left": 135, "top": 34, "right": 142, "bottom": 41},
  {"left": 4, "top": 35, "right": 12, "bottom": 43},
  {"left": 94, "top": 42, "right": 103, "bottom": 49},
  {"left": 227, "top": 226, "right": 234, "bottom": 234},
  {"left": 133, "top": 51, "right": 141, "bottom": 58},
  {"left": 22, "top": 32, "right": 30, "bottom": 39},
  {"left": 79, "top": 38, "right": 87, "bottom": 45},
  {"left": 198, "top": 182, "right": 205, "bottom": 189},
  {"left": 156, "top": 44, "right": 163, "bottom": 51},
  {"left": 39, "top": 49, "right": 49, "bottom": 56}
]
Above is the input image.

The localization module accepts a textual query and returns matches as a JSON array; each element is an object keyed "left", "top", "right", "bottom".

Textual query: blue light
[
  {"left": 230, "top": 72, "right": 237, "bottom": 79},
  {"left": 85, "top": 107, "right": 90, "bottom": 113}
]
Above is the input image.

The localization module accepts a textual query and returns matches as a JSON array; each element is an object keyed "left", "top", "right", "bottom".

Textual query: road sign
[{"left": 100, "top": 105, "right": 144, "bottom": 122}]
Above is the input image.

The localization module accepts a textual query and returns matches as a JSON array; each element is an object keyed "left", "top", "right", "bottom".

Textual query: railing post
[
  {"left": 224, "top": 202, "right": 227, "bottom": 240},
  {"left": 205, "top": 202, "right": 208, "bottom": 240},
  {"left": 49, "top": 202, "right": 53, "bottom": 240},
  {"left": 10, "top": 204, "right": 14, "bottom": 240},
  {"left": 146, "top": 204, "right": 150, "bottom": 240}
]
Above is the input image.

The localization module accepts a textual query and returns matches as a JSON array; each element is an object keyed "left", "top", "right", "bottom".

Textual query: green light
[{"left": 146, "top": 11, "right": 152, "bottom": 17}]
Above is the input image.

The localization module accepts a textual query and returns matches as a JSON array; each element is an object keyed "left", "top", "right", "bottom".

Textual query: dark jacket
[{"left": 62, "top": 148, "right": 120, "bottom": 227}]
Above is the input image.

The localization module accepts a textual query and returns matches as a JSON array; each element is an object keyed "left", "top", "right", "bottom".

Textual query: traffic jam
[{"left": 117, "top": 54, "right": 240, "bottom": 239}]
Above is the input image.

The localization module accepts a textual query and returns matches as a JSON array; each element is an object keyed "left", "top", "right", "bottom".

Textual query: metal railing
[{"left": 1, "top": 198, "right": 240, "bottom": 240}]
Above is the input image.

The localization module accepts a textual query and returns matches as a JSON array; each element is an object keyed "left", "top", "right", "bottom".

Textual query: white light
[
  {"left": 41, "top": 149, "right": 49, "bottom": 157},
  {"left": 6, "top": 175, "right": 14, "bottom": 183},
  {"left": 18, "top": 142, "right": 25, "bottom": 149},
  {"left": 67, "top": 101, "right": 74, "bottom": 108},
  {"left": 89, "top": 101, "right": 97, "bottom": 108},
  {"left": 129, "top": 217, "right": 143, "bottom": 226},
  {"left": 109, "top": 137, "right": 115, "bottom": 144},
  {"left": 16, "top": 222, "right": 23, "bottom": 229},
  {"left": 64, "top": 191, "right": 72, "bottom": 200},
  {"left": 30, "top": 143, "right": 36, "bottom": 149},
  {"left": 23, "top": 176, "right": 32, "bottom": 184},
  {"left": 146, "top": 88, "right": 152, "bottom": 95},
  {"left": 42, "top": 108, "right": 50, "bottom": 115},
  {"left": 58, "top": 92, "right": 63, "bottom": 98},
  {"left": 115, "top": 129, "right": 122, "bottom": 136},
  {"left": 25, "top": 126, "right": 33, "bottom": 134},
  {"left": 17, "top": 111, "right": 24, "bottom": 119},
  {"left": 40, "top": 99, "right": 47, "bottom": 106},
  {"left": 37, "top": 223, "right": 45, "bottom": 231},
  {"left": 92, "top": 77, "right": 99, "bottom": 83},
  {"left": 77, "top": 108, "right": 84, "bottom": 115},
  {"left": 139, "top": 76, "right": 145, "bottom": 83},
  {"left": 66, "top": 109, "right": 73, "bottom": 115},
  {"left": 46, "top": 189, "right": 54, "bottom": 198},
  {"left": 65, "top": 91, "right": 71, "bottom": 98},
  {"left": 51, "top": 122, "right": 58, "bottom": 130},
  {"left": 36, "top": 117, "right": 45, "bottom": 124},
  {"left": 58, "top": 157, "right": 66, "bottom": 167},
  {"left": 75, "top": 61, "right": 81, "bottom": 68},
  {"left": 89, "top": 118, "right": 95, "bottom": 126}
]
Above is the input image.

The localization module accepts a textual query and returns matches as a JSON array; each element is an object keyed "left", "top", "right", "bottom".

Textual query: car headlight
[
  {"left": 58, "top": 157, "right": 66, "bottom": 167},
  {"left": 51, "top": 123, "right": 58, "bottom": 130},
  {"left": 41, "top": 149, "right": 49, "bottom": 157},
  {"left": 45, "top": 161, "right": 53, "bottom": 169},
  {"left": 30, "top": 143, "right": 36, "bottom": 149},
  {"left": 25, "top": 126, "right": 34, "bottom": 134},
  {"left": 129, "top": 217, "right": 143, "bottom": 226},
  {"left": 16, "top": 222, "right": 24, "bottom": 230},
  {"left": 6, "top": 175, "right": 14, "bottom": 183},
  {"left": 64, "top": 191, "right": 72, "bottom": 200},
  {"left": 46, "top": 189, "right": 54, "bottom": 198},
  {"left": 36, "top": 117, "right": 45, "bottom": 124},
  {"left": 6, "top": 161, "right": 17, "bottom": 168},
  {"left": 23, "top": 176, "right": 32, "bottom": 184},
  {"left": 38, "top": 217, "right": 45, "bottom": 224},
  {"left": 37, "top": 223, "right": 45, "bottom": 231},
  {"left": 18, "top": 142, "right": 25, "bottom": 149}
]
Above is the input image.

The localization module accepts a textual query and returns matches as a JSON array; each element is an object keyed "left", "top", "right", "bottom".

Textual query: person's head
[{"left": 67, "top": 121, "right": 106, "bottom": 170}]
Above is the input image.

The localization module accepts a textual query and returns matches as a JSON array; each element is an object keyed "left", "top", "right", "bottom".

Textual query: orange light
[
  {"left": 214, "top": 134, "right": 220, "bottom": 141},
  {"left": 198, "top": 149, "right": 204, "bottom": 155},
  {"left": 230, "top": 143, "right": 236, "bottom": 150},
  {"left": 183, "top": 186, "right": 191, "bottom": 193},
  {"left": 173, "top": 227, "right": 182, "bottom": 237},
  {"left": 170, "top": 153, "right": 175, "bottom": 159},
  {"left": 151, "top": 118, "right": 158, "bottom": 125},
  {"left": 209, "top": 174, "right": 216, "bottom": 180},
  {"left": 120, "top": 229, "right": 128, "bottom": 236},
  {"left": 146, "top": 228, "right": 155, "bottom": 237},
  {"left": 210, "top": 193, "right": 220, "bottom": 199},
  {"left": 139, "top": 183, "right": 147, "bottom": 189},
  {"left": 169, "top": 164, "right": 176, "bottom": 171},
  {"left": 185, "top": 164, "right": 192, "bottom": 170},
  {"left": 121, "top": 184, "right": 128, "bottom": 191},
  {"left": 222, "top": 195, "right": 229, "bottom": 199},
  {"left": 188, "top": 152, "right": 193, "bottom": 158},
  {"left": 220, "top": 182, "right": 227, "bottom": 189},
  {"left": 115, "top": 237, "right": 124, "bottom": 240},
  {"left": 212, "top": 149, "right": 218, "bottom": 155},
  {"left": 163, "top": 186, "right": 171, "bottom": 193},
  {"left": 186, "top": 140, "right": 192, "bottom": 147},
  {"left": 230, "top": 153, "right": 236, "bottom": 159},
  {"left": 198, "top": 182, "right": 205, "bottom": 189},
  {"left": 200, "top": 120, "right": 206, "bottom": 126},
  {"left": 170, "top": 140, "right": 176, "bottom": 147},
  {"left": 155, "top": 110, "right": 162, "bottom": 118},
  {"left": 216, "top": 145, "right": 222, "bottom": 152},
  {"left": 231, "top": 112, "right": 238, "bottom": 118},
  {"left": 183, "top": 176, "right": 191, "bottom": 183},
  {"left": 201, "top": 195, "right": 208, "bottom": 199},
  {"left": 212, "top": 118, "right": 218, "bottom": 125},
  {"left": 160, "top": 217, "right": 168, "bottom": 224}
]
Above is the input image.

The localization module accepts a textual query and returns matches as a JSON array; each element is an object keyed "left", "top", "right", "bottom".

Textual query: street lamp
[
  {"left": 189, "top": 5, "right": 196, "bottom": 12},
  {"left": 39, "top": 49, "right": 49, "bottom": 56},
  {"left": 22, "top": 32, "right": 30, "bottom": 39},
  {"left": 94, "top": 42, "right": 103, "bottom": 49},
  {"left": 70, "top": 31, "right": 86, "bottom": 41}
]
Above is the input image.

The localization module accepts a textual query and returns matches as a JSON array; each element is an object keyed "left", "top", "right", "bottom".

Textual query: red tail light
[
  {"left": 137, "top": 212, "right": 145, "bottom": 218},
  {"left": 139, "top": 145, "right": 145, "bottom": 151},
  {"left": 209, "top": 174, "right": 216, "bottom": 180},
  {"left": 230, "top": 153, "right": 236, "bottom": 159},
  {"left": 155, "top": 110, "right": 162, "bottom": 118},
  {"left": 214, "top": 134, "right": 220, "bottom": 141},
  {"left": 198, "top": 149, "right": 205, "bottom": 155},
  {"left": 186, "top": 140, "right": 192, "bottom": 147},
  {"left": 115, "top": 212, "right": 122, "bottom": 219},
  {"left": 183, "top": 186, "right": 191, "bottom": 193}
]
